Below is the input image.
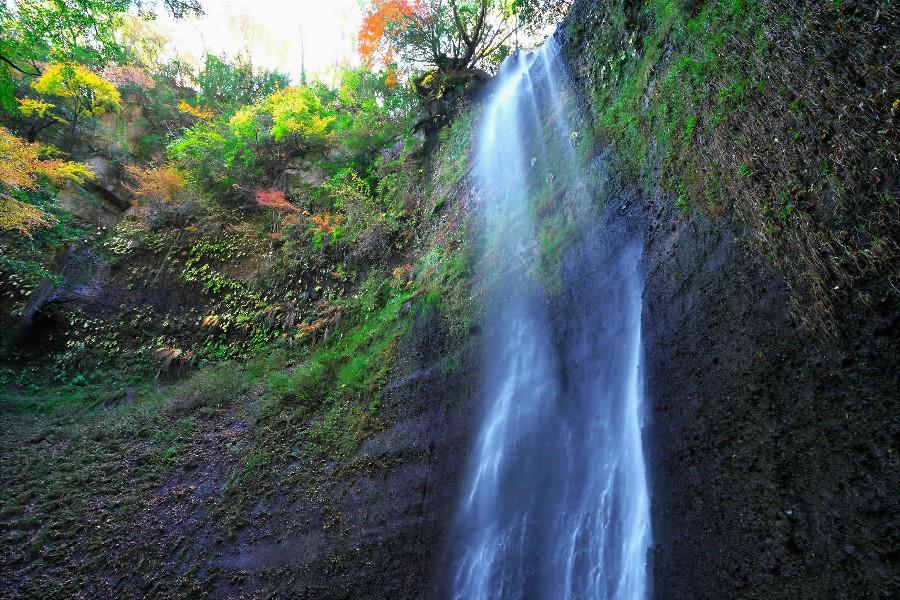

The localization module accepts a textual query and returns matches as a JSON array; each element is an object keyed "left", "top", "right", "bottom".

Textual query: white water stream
[{"left": 445, "top": 38, "right": 652, "bottom": 600}]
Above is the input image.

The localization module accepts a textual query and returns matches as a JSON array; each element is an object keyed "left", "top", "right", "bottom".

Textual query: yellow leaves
[
  {"left": 16, "top": 98, "right": 56, "bottom": 118},
  {"left": 32, "top": 63, "right": 121, "bottom": 117},
  {"left": 124, "top": 163, "right": 186, "bottom": 204},
  {"left": 306, "top": 114, "right": 336, "bottom": 137},
  {"left": 392, "top": 262, "right": 413, "bottom": 281},
  {"left": 200, "top": 315, "right": 220, "bottom": 327},
  {"left": 266, "top": 86, "right": 335, "bottom": 141},
  {"left": 0, "top": 196, "right": 56, "bottom": 236},
  {"left": 0, "top": 127, "right": 95, "bottom": 190},
  {"left": 0, "top": 127, "right": 94, "bottom": 236},
  {"left": 178, "top": 99, "right": 214, "bottom": 119},
  {"left": 0, "top": 130, "right": 40, "bottom": 189},
  {"left": 385, "top": 68, "right": 398, "bottom": 88},
  {"left": 420, "top": 70, "right": 436, "bottom": 88},
  {"left": 228, "top": 104, "right": 260, "bottom": 137},
  {"left": 40, "top": 161, "right": 95, "bottom": 187}
]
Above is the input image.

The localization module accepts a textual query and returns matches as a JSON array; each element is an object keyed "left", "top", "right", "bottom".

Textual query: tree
[
  {"left": 195, "top": 54, "right": 290, "bottom": 108},
  {"left": 358, "top": 0, "right": 569, "bottom": 74},
  {"left": 29, "top": 62, "right": 121, "bottom": 147},
  {"left": 256, "top": 188, "right": 299, "bottom": 236},
  {"left": 331, "top": 66, "right": 416, "bottom": 155},
  {"left": 125, "top": 163, "right": 186, "bottom": 204},
  {"left": 0, "top": 127, "right": 94, "bottom": 190},
  {"left": 266, "top": 86, "right": 334, "bottom": 143},
  {"left": 0, "top": 126, "right": 94, "bottom": 236},
  {"left": 0, "top": 0, "right": 202, "bottom": 112}
]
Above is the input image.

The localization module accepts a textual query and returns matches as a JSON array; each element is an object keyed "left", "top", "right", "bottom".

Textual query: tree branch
[
  {"left": 449, "top": 0, "right": 474, "bottom": 50},
  {"left": 0, "top": 54, "right": 41, "bottom": 76}
]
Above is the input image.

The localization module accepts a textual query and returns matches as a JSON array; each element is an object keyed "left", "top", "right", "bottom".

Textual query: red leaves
[{"left": 254, "top": 188, "right": 299, "bottom": 212}]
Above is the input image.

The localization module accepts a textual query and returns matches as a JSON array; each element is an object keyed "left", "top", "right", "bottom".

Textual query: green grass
[{"left": 583, "top": 0, "right": 768, "bottom": 195}]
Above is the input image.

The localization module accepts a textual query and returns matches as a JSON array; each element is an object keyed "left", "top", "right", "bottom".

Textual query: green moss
[
  {"left": 431, "top": 105, "right": 478, "bottom": 198},
  {"left": 581, "top": 0, "right": 768, "bottom": 197}
]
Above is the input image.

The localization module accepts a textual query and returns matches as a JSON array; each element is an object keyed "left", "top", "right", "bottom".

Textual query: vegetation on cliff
[
  {"left": 0, "top": 1, "right": 529, "bottom": 595},
  {"left": 562, "top": 0, "right": 898, "bottom": 333}
]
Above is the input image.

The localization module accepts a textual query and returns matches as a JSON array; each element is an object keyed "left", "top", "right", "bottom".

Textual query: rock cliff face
[
  {"left": 555, "top": 0, "right": 900, "bottom": 597},
  {"left": 636, "top": 175, "right": 898, "bottom": 598}
]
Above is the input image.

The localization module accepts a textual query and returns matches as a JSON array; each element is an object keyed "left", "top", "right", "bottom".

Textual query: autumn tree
[
  {"left": 27, "top": 62, "right": 121, "bottom": 147},
  {"left": 0, "top": 0, "right": 201, "bottom": 113},
  {"left": 170, "top": 83, "right": 337, "bottom": 190},
  {"left": 0, "top": 127, "right": 94, "bottom": 236},
  {"left": 255, "top": 188, "right": 300, "bottom": 239},
  {"left": 125, "top": 163, "right": 186, "bottom": 204},
  {"left": 358, "top": 0, "right": 564, "bottom": 74}
]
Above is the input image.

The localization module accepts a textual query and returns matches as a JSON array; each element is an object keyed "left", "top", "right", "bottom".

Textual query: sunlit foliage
[
  {"left": 125, "top": 163, "right": 186, "bottom": 204},
  {"left": 0, "top": 0, "right": 200, "bottom": 112},
  {"left": 16, "top": 98, "right": 57, "bottom": 119},
  {"left": 178, "top": 99, "right": 214, "bottom": 120},
  {"left": 266, "top": 86, "right": 335, "bottom": 143},
  {"left": 0, "top": 127, "right": 94, "bottom": 190},
  {"left": 0, "top": 127, "right": 94, "bottom": 236},
  {"left": 358, "top": 0, "right": 421, "bottom": 65},
  {"left": 0, "top": 197, "right": 56, "bottom": 236},
  {"left": 358, "top": 0, "right": 569, "bottom": 73},
  {"left": 31, "top": 63, "right": 121, "bottom": 118},
  {"left": 170, "top": 83, "right": 342, "bottom": 189}
]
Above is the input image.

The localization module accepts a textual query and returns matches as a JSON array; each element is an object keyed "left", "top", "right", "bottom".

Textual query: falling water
[{"left": 444, "top": 37, "right": 652, "bottom": 599}]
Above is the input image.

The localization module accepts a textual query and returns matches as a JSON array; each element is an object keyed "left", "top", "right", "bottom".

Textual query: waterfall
[{"left": 444, "top": 37, "right": 652, "bottom": 600}]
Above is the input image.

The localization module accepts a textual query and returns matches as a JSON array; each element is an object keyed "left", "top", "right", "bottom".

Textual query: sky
[{"left": 154, "top": 0, "right": 364, "bottom": 84}]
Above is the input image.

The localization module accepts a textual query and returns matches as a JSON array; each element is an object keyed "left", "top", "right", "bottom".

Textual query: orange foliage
[
  {"left": 308, "top": 211, "right": 344, "bottom": 235},
  {"left": 200, "top": 315, "right": 220, "bottom": 327},
  {"left": 177, "top": 99, "right": 214, "bottom": 119},
  {"left": 153, "top": 346, "right": 193, "bottom": 368},
  {"left": 358, "top": 0, "right": 421, "bottom": 63},
  {"left": 0, "top": 127, "right": 94, "bottom": 190},
  {"left": 282, "top": 214, "right": 302, "bottom": 227},
  {"left": 125, "top": 163, "right": 186, "bottom": 204},
  {"left": 0, "top": 127, "right": 96, "bottom": 236},
  {"left": 385, "top": 67, "right": 398, "bottom": 88},
  {"left": 295, "top": 300, "right": 341, "bottom": 341},
  {"left": 255, "top": 188, "right": 299, "bottom": 212}
]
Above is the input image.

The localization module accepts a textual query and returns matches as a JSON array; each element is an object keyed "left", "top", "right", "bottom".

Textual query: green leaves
[
  {"left": 266, "top": 86, "right": 334, "bottom": 143},
  {"left": 195, "top": 54, "right": 290, "bottom": 108},
  {"left": 10, "top": 0, "right": 131, "bottom": 65}
]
